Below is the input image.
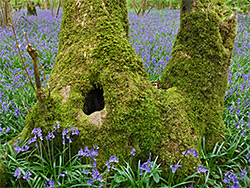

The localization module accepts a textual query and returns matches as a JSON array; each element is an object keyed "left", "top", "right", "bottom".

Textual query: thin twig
[
  {"left": 23, "top": 31, "right": 41, "bottom": 90},
  {"left": 15, "top": 15, "right": 34, "bottom": 26},
  {"left": 22, "top": 101, "right": 30, "bottom": 113},
  {"left": 41, "top": 65, "right": 47, "bottom": 83},
  {"left": 8, "top": 3, "right": 35, "bottom": 91}
]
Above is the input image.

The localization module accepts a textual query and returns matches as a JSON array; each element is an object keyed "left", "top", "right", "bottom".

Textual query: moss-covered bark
[
  {"left": 160, "top": 0, "right": 237, "bottom": 151},
  {"left": 0, "top": 159, "right": 7, "bottom": 187},
  {"left": 0, "top": 0, "right": 236, "bottom": 185}
]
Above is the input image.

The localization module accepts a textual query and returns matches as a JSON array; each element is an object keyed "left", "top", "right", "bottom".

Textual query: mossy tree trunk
[
  {"left": 160, "top": 0, "right": 237, "bottom": 151},
  {"left": 0, "top": 0, "right": 236, "bottom": 186}
]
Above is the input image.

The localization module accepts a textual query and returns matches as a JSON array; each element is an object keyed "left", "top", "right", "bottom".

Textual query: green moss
[
  {"left": 0, "top": 160, "right": 7, "bottom": 187},
  {"left": 160, "top": 0, "right": 236, "bottom": 151}
]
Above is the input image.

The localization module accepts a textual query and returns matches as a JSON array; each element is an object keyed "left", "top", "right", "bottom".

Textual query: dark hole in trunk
[{"left": 83, "top": 85, "right": 105, "bottom": 115}]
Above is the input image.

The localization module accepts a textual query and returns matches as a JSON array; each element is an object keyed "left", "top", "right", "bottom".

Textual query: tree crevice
[{"left": 83, "top": 84, "right": 105, "bottom": 115}]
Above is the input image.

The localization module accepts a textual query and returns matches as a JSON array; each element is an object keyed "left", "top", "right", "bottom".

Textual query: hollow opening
[{"left": 83, "top": 84, "right": 105, "bottom": 115}]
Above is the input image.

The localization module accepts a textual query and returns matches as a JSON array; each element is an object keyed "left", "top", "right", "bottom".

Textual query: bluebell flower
[
  {"left": 23, "top": 170, "right": 31, "bottom": 180},
  {"left": 14, "top": 168, "right": 21, "bottom": 179},
  {"left": 197, "top": 165, "right": 207, "bottom": 173},
  {"left": 92, "top": 169, "right": 100, "bottom": 180},
  {"left": 183, "top": 148, "right": 198, "bottom": 158},
  {"left": 108, "top": 155, "right": 119, "bottom": 163},
  {"left": 140, "top": 153, "right": 153, "bottom": 173},
  {"left": 239, "top": 168, "right": 246, "bottom": 179},
  {"left": 78, "top": 148, "right": 85, "bottom": 156},
  {"left": 87, "top": 179, "right": 93, "bottom": 186},
  {"left": 28, "top": 137, "right": 36, "bottom": 144},
  {"left": 31, "top": 128, "right": 37, "bottom": 135},
  {"left": 44, "top": 178, "right": 54, "bottom": 188},
  {"left": 83, "top": 168, "right": 88, "bottom": 174},
  {"left": 246, "top": 153, "right": 249, "bottom": 159},
  {"left": 170, "top": 164, "right": 182, "bottom": 173},
  {"left": 47, "top": 132, "right": 55, "bottom": 140},
  {"left": 55, "top": 121, "right": 60, "bottom": 129},
  {"left": 223, "top": 171, "right": 240, "bottom": 188},
  {"left": 62, "top": 129, "right": 67, "bottom": 137},
  {"left": 58, "top": 171, "right": 67, "bottom": 178},
  {"left": 193, "top": 150, "right": 198, "bottom": 158},
  {"left": 93, "top": 158, "right": 97, "bottom": 169},
  {"left": 53, "top": 124, "right": 56, "bottom": 132},
  {"left": 98, "top": 176, "right": 103, "bottom": 182},
  {"left": 130, "top": 148, "right": 136, "bottom": 156},
  {"left": 72, "top": 126, "right": 80, "bottom": 135},
  {"left": 14, "top": 145, "right": 21, "bottom": 153},
  {"left": 6, "top": 127, "right": 11, "bottom": 133},
  {"left": 21, "top": 145, "right": 29, "bottom": 152}
]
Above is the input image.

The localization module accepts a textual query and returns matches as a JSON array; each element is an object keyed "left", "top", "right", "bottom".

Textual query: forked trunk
[{"left": 0, "top": 0, "right": 236, "bottom": 186}]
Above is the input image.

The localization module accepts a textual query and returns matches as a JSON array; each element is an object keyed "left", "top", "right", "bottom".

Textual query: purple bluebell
[
  {"left": 140, "top": 153, "right": 153, "bottom": 173},
  {"left": 197, "top": 165, "right": 207, "bottom": 173},
  {"left": 14, "top": 145, "right": 22, "bottom": 153},
  {"left": 83, "top": 168, "right": 88, "bottom": 174},
  {"left": 170, "top": 164, "right": 182, "bottom": 173},
  {"left": 239, "top": 168, "right": 246, "bottom": 179},
  {"left": 6, "top": 127, "right": 11, "bottom": 133},
  {"left": 23, "top": 170, "right": 31, "bottom": 180},
  {"left": 14, "top": 168, "right": 21, "bottom": 179},
  {"left": 21, "top": 145, "right": 29, "bottom": 152},
  {"left": 130, "top": 148, "right": 136, "bottom": 156}
]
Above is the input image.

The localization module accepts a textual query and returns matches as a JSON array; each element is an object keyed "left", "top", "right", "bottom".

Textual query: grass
[{"left": 0, "top": 6, "right": 250, "bottom": 188}]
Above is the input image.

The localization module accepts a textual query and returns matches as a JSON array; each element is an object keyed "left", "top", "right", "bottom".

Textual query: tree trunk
[
  {"left": 27, "top": 0, "right": 37, "bottom": 16},
  {"left": 0, "top": 0, "right": 10, "bottom": 28},
  {"left": 56, "top": 0, "right": 61, "bottom": 18},
  {"left": 0, "top": 0, "right": 236, "bottom": 186},
  {"left": 3, "top": 0, "right": 9, "bottom": 26},
  {"left": 160, "top": 0, "right": 237, "bottom": 151}
]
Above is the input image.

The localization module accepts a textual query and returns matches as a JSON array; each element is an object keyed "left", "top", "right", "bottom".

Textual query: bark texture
[{"left": 0, "top": 0, "right": 236, "bottom": 186}]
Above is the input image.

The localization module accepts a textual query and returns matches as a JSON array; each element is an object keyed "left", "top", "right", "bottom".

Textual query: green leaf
[
  {"left": 213, "top": 174, "right": 220, "bottom": 179},
  {"left": 114, "top": 175, "right": 126, "bottom": 183},
  {"left": 153, "top": 172, "right": 160, "bottom": 183}
]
